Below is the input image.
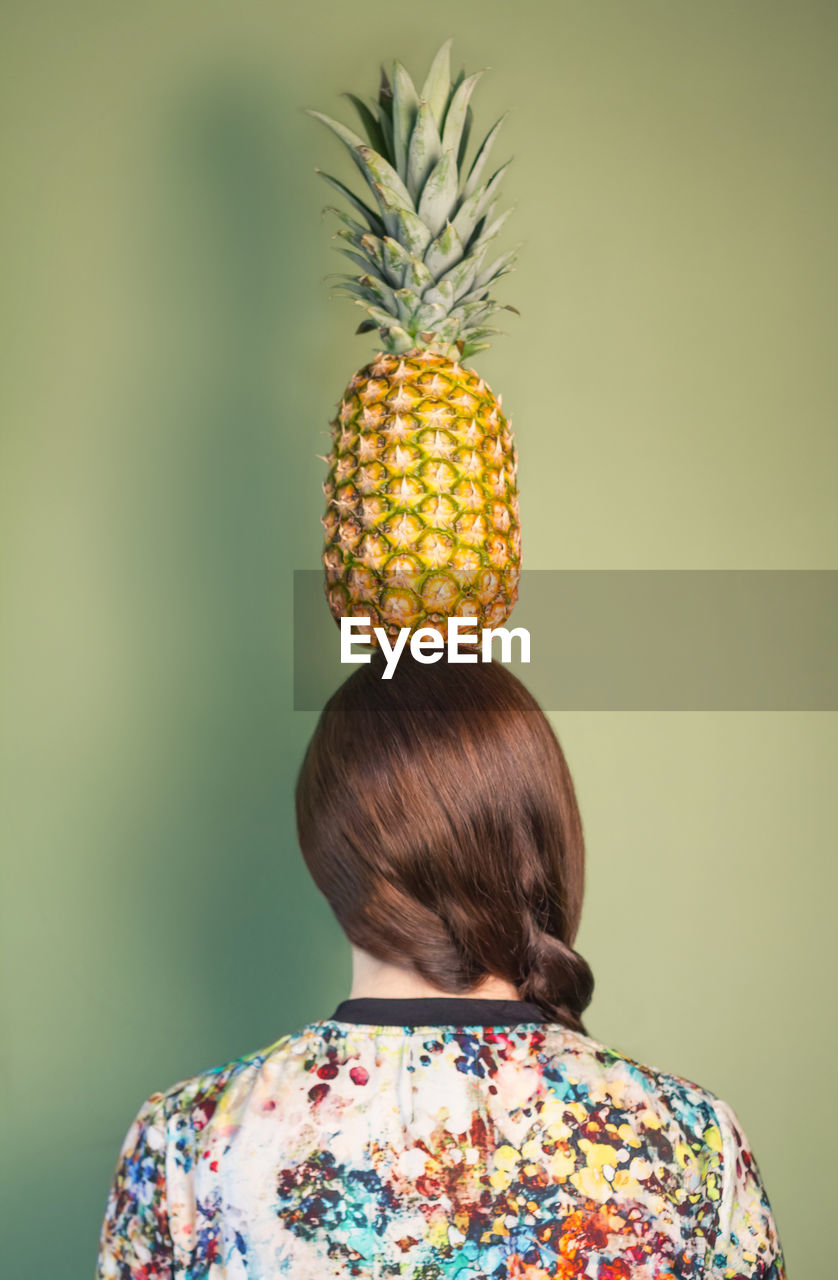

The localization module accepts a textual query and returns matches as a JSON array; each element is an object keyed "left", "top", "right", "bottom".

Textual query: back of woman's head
[{"left": 295, "top": 653, "right": 594, "bottom": 1033}]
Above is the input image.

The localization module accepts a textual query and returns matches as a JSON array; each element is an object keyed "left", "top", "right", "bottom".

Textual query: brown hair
[{"left": 295, "top": 653, "right": 594, "bottom": 1033}]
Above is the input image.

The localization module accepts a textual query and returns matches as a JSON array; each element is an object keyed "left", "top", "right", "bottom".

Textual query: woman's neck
[{"left": 348, "top": 945, "right": 521, "bottom": 1001}]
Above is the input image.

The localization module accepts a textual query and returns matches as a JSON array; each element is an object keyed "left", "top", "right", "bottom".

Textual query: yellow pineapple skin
[{"left": 322, "top": 347, "right": 521, "bottom": 643}]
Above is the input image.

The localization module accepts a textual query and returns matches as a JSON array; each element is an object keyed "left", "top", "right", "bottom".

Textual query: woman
[{"left": 95, "top": 654, "right": 785, "bottom": 1278}]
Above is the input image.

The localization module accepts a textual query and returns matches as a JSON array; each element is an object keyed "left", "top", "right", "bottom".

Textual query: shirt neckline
[{"left": 327, "top": 995, "right": 548, "bottom": 1028}]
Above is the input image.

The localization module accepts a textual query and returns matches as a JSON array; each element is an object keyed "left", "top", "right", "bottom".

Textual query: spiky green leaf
[
  {"left": 392, "top": 61, "right": 420, "bottom": 179},
  {"left": 357, "top": 145, "right": 414, "bottom": 211},
  {"left": 469, "top": 207, "right": 515, "bottom": 257},
  {"left": 333, "top": 225, "right": 373, "bottom": 256},
  {"left": 449, "top": 298, "right": 496, "bottom": 324},
  {"left": 412, "top": 299, "right": 449, "bottom": 330},
  {"left": 423, "top": 219, "right": 465, "bottom": 277},
  {"left": 463, "top": 112, "right": 508, "bottom": 198},
  {"left": 459, "top": 324, "right": 504, "bottom": 340},
  {"left": 380, "top": 321, "right": 414, "bottom": 352},
  {"left": 420, "top": 39, "right": 452, "bottom": 129},
  {"left": 458, "top": 105, "right": 473, "bottom": 172},
  {"left": 358, "top": 272, "right": 398, "bottom": 312},
  {"left": 422, "top": 315, "right": 460, "bottom": 343},
  {"left": 417, "top": 150, "right": 458, "bottom": 237},
  {"left": 307, "top": 111, "right": 415, "bottom": 210},
  {"left": 380, "top": 235, "right": 414, "bottom": 280},
  {"left": 392, "top": 210, "right": 432, "bottom": 258},
  {"left": 335, "top": 245, "right": 390, "bottom": 283},
  {"left": 440, "top": 71, "right": 483, "bottom": 158},
  {"left": 315, "top": 170, "right": 385, "bottom": 235},
  {"left": 348, "top": 230, "right": 384, "bottom": 270},
  {"left": 326, "top": 206, "right": 372, "bottom": 240},
  {"left": 372, "top": 185, "right": 432, "bottom": 256},
  {"left": 366, "top": 183, "right": 400, "bottom": 236},
  {"left": 342, "top": 93, "right": 386, "bottom": 153},
  {"left": 475, "top": 242, "right": 521, "bottom": 286},
  {"left": 421, "top": 277, "right": 455, "bottom": 311},
  {"left": 378, "top": 106, "right": 393, "bottom": 158},
  {"left": 433, "top": 253, "right": 479, "bottom": 302},
  {"left": 450, "top": 160, "right": 511, "bottom": 246},
  {"left": 406, "top": 100, "right": 442, "bottom": 203},
  {"left": 378, "top": 67, "right": 393, "bottom": 118},
  {"left": 354, "top": 299, "right": 399, "bottom": 329},
  {"left": 330, "top": 278, "right": 385, "bottom": 306},
  {"left": 456, "top": 267, "right": 515, "bottom": 308},
  {"left": 393, "top": 287, "right": 416, "bottom": 324},
  {"left": 402, "top": 256, "right": 434, "bottom": 293}
]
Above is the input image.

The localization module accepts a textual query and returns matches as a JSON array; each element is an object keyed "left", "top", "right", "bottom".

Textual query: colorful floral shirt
[{"left": 95, "top": 996, "right": 785, "bottom": 1278}]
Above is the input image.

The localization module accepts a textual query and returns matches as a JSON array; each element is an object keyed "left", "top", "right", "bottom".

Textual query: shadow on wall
[{"left": 94, "top": 69, "right": 341, "bottom": 1049}]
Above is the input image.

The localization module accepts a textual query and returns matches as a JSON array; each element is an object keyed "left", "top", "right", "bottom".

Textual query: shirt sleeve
[
  {"left": 95, "top": 1090, "right": 174, "bottom": 1280},
  {"left": 706, "top": 1096, "right": 786, "bottom": 1279}
]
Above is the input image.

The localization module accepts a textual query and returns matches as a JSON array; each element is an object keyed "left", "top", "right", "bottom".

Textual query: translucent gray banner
[{"left": 293, "top": 570, "right": 838, "bottom": 711}]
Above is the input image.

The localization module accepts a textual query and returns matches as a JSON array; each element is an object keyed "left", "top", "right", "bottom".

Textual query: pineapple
[{"left": 308, "top": 40, "right": 522, "bottom": 642}]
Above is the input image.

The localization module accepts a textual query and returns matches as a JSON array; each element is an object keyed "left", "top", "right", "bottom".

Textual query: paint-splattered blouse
[{"left": 95, "top": 996, "right": 785, "bottom": 1278}]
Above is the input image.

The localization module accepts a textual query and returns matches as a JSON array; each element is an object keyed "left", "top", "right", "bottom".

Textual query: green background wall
[{"left": 1, "top": 2, "right": 835, "bottom": 1275}]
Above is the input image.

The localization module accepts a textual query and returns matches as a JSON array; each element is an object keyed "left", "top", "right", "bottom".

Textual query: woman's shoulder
[
  {"left": 562, "top": 1023, "right": 720, "bottom": 1090},
  {"left": 139, "top": 1030, "right": 297, "bottom": 1127},
  {"left": 536, "top": 1021, "right": 728, "bottom": 1133},
  {"left": 143, "top": 1021, "right": 729, "bottom": 1146}
]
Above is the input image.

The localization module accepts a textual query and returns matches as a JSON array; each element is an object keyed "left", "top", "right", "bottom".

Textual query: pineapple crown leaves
[{"left": 306, "top": 39, "right": 521, "bottom": 361}]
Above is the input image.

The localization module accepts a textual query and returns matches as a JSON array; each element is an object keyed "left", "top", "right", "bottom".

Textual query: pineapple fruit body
[{"left": 323, "top": 347, "right": 520, "bottom": 641}]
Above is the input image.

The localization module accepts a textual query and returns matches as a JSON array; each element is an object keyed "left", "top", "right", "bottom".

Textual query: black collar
[{"left": 330, "top": 995, "right": 547, "bottom": 1027}]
